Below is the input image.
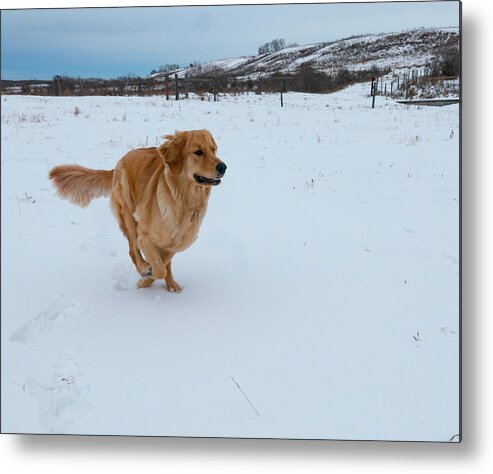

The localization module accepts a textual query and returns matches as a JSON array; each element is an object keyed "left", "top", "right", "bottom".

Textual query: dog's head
[{"left": 158, "top": 130, "right": 227, "bottom": 186}]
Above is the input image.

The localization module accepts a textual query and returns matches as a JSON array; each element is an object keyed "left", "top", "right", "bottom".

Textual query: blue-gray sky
[{"left": 1, "top": 1, "right": 460, "bottom": 80}]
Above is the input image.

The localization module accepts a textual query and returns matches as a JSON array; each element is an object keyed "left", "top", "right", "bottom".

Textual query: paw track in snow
[
  {"left": 24, "top": 358, "right": 89, "bottom": 434},
  {"left": 441, "top": 252, "right": 458, "bottom": 265},
  {"left": 112, "top": 263, "right": 137, "bottom": 291},
  {"left": 11, "top": 299, "right": 87, "bottom": 344},
  {"left": 78, "top": 234, "right": 118, "bottom": 258}
]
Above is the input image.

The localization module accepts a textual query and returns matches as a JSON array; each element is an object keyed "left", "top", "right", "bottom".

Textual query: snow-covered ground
[{"left": 1, "top": 84, "right": 459, "bottom": 441}]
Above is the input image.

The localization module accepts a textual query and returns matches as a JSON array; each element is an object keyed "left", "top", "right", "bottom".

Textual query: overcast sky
[{"left": 1, "top": 1, "right": 460, "bottom": 80}]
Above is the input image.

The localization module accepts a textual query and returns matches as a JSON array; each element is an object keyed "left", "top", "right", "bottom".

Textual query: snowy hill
[{"left": 150, "top": 27, "right": 459, "bottom": 80}]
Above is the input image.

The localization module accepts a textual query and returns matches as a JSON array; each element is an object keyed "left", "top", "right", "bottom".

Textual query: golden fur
[{"left": 49, "top": 129, "right": 226, "bottom": 291}]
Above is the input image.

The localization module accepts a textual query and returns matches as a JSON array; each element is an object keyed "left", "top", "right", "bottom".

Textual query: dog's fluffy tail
[{"left": 49, "top": 165, "right": 114, "bottom": 208}]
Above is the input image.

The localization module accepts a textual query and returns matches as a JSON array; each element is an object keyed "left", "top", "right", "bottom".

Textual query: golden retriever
[{"left": 49, "top": 129, "right": 226, "bottom": 291}]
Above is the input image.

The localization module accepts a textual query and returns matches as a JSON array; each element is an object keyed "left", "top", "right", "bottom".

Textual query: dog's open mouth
[{"left": 194, "top": 174, "right": 221, "bottom": 186}]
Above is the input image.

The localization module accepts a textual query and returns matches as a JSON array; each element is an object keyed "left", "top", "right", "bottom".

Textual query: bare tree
[{"left": 258, "top": 38, "right": 287, "bottom": 55}]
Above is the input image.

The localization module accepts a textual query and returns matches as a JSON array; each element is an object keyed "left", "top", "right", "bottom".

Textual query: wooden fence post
[
  {"left": 175, "top": 74, "right": 179, "bottom": 101},
  {"left": 165, "top": 74, "right": 169, "bottom": 100},
  {"left": 77, "top": 76, "right": 85, "bottom": 96},
  {"left": 54, "top": 75, "right": 62, "bottom": 96},
  {"left": 371, "top": 79, "right": 378, "bottom": 109},
  {"left": 390, "top": 82, "right": 393, "bottom": 97}
]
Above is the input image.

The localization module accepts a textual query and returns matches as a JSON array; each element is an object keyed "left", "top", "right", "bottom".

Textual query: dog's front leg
[
  {"left": 138, "top": 235, "right": 167, "bottom": 281},
  {"left": 157, "top": 250, "right": 183, "bottom": 293},
  {"left": 164, "top": 258, "right": 183, "bottom": 293}
]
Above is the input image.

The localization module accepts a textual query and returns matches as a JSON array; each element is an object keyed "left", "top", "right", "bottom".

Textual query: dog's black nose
[{"left": 216, "top": 162, "right": 227, "bottom": 174}]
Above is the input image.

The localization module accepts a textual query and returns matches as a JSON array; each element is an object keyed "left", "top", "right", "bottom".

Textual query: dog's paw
[
  {"left": 139, "top": 265, "right": 152, "bottom": 278},
  {"left": 137, "top": 277, "right": 154, "bottom": 289},
  {"left": 166, "top": 281, "right": 183, "bottom": 293}
]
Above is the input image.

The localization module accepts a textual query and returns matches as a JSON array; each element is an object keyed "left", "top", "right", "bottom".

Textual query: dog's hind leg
[
  {"left": 137, "top": 277, "right": 154, "bottom": 289},
  {"left": 110, "top": 170, "right": 151, "bottom": 277},
  {"left": 122, "top": 209, "right": 151, "bottom": 277}
]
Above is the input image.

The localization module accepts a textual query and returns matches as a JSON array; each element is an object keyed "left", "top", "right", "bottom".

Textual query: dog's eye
[{"left": 194, "top": 150, "right": 203, "bottom": 156}]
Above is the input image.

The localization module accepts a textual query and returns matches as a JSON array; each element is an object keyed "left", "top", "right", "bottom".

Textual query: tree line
[{"left": 257, "top": 38, "right": 299, "bottom": 55}]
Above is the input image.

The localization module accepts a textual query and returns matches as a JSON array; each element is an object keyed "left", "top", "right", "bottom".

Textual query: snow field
[{"left": 1, "top": 84, "right": 459, "bottom": 440}]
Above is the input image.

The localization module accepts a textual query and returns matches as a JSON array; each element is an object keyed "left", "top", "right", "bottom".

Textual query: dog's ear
[{"left": 158, "top": 131, "right": 189, "bottom": 174}]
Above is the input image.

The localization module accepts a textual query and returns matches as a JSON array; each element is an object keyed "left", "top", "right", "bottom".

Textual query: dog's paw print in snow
[
  {"left": 24, "top": 358, "right": 89, "bottom": 434},
  {"left": 112, "top": 262, "right": 137, "bottom": 291},
  {"left": 78, "top": 234, "right": 117, "bottom": 258},
  {"left": 11, "top": 299, "right": 87, "bottom": 344},
  {"left": 441, "top": 252, "right": 458, "bottom": 265},
  {"left": 440, "top": 327, "right": 457, "bottom": 336}
]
